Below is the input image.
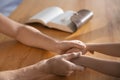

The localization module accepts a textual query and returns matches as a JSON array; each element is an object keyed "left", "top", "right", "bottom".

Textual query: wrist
[
  {"left": 49, "top": 40, "right": 61, "bottom": 53},
  {"left": 40, "top": 35, "right": 60, "bottom": 53},
  {"left": 71, "top": 55, "right": 86, "bottom": 66}
]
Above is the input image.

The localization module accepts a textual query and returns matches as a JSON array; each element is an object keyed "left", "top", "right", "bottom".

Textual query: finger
[
  {"left": 72, "top": 40, "right": 86, "bottom": 49},
  {"left": 61, "top": 52, "right": 81, "bottom": 60},
  {"left": 75, "top": 65, "right": 85, "bottom": 71},
  {"left": 69, "top": 62, "right": 85, "bottom": 71},
  {"left": 66, "top": 61, "right": 85, "bottom": 71},
  {"left": 66, "top": 48, "right": 81, "bottom": 53},
  {"left": 66, "top": 47, "right": 87, "bottom": 55}
]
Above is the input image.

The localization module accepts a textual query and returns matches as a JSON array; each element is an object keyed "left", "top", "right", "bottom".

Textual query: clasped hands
[
  {"left": 28, "top": 40, "right": 86, "bottom": 77},
  {"left": 13, "top": 40, "right": 86, "bottom": 80}
]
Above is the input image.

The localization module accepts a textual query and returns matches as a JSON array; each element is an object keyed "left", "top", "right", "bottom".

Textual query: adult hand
[
  {"left": 0, "top": 53, "right": 84, "bottom": 80},
  {"left": 38, "top": 52, "right": 84, "bottom": 76},
  {"left": 55, "top": 40, "right": 86, "bottom": 54}
]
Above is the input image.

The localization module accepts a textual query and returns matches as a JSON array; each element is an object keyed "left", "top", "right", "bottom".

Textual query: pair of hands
[
  {"left": 9, "top": 40, "right": 86, "bottom": 80},
  {"left": 38, "top": 52, "right": 84, "bottom": 77},
  {"left": 7, "top": 40, "right": 86, "bottom": 80},
  {"left": 35, "top": 40, "right": 86, "bottom": 76},
  {"left": 54, "top": 40, "right": 86, "bottom": 54}
]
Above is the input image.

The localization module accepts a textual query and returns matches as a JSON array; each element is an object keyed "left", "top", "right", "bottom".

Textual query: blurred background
[{"left": 0, "top": 0, "right": 22, "bottom": 16}]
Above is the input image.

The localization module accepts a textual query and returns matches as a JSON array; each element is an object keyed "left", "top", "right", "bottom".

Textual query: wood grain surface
[{"left": 0, "top": 0, "right": 120, "bottom": 80}]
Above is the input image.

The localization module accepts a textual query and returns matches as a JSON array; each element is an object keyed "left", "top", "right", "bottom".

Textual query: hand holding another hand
[
  {"left": 38, "top": 52, "right": 84, "bottom": 76},
  {"left": 55, "top": 40, "right": 86, "bottom": 54}
]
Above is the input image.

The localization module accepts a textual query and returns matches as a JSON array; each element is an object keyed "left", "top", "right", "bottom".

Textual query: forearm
[
  {"left": 0, "top": 13, "right": 22, "bottom": 37},
  {"left": 15, "top": 25, "right": 59, "bottom": 52},
  {"left": 86, "top": 43, "right": 120, "bottom": 57},
  {"left": 0, "top": 14, "right": 59, "bottom": 52},
  {"left": 0, "top": 70, "right": 16, "bottom": 80},
  {"left": 0, "top": 13, "right": 86, "bottom": 54},
  {"left": 0, "top": 60, "right": 47, "bottom": 80},
  {"left": 0, "top": 66, "right": 37, "bottom": 80},
  {"left": 72, "top": 55, "right": 120, "bottom": 77}
]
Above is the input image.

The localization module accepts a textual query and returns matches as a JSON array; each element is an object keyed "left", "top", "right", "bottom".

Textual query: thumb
[{"left": 61, "top": 52, "right": 81, "bottom": 60}]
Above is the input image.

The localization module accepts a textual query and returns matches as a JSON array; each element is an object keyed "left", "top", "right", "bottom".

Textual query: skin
[
  {"left": 0, "top": 13, "right": 86, "bottom": 54},
  {"left": 0, "top": 14, "right": 85, "bottom": 79},
  {"left": 86, "top": 43, "right": 120, "bottom": 57},
  {"left": 67, "top": 48, "right": 120, "bottom": 78},
  {"left": 71, "top": 54, "right": 120, "bottom": 78},
  {"left": 0, "top": 53, "right": 84, "bottom": 80},
  {"left": 0, "top": 13, "right": 120, "bottom": 78}
]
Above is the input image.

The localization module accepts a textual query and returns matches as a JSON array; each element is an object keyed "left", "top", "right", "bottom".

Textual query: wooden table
[{"left": 0, "top": 0, "right": 120, "bottom": 80}]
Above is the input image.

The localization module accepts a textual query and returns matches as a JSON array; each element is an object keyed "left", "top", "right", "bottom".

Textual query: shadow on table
[{"left": 69, "top": 23, "right": 116, "bottom": 42}]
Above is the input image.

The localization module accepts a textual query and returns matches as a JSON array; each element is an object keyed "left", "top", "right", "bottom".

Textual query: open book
[{"left": 26, "top": 6, "right": 93, "bottom": 33}]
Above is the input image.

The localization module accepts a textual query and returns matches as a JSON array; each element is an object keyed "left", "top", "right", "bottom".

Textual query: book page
[
  {"left": 27, "top": 7, "right": 64, "bottom": 24},
  {"left": 48, "top": 11, "right": 77, "bottom": 32}
]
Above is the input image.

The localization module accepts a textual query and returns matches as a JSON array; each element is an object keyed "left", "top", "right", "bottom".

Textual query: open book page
[
  {"left": 26, "top": 7, "right": 64, "bottom": 25},
  {"left": 48, "top": 11, "right": 77, "bottom": 32}
]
